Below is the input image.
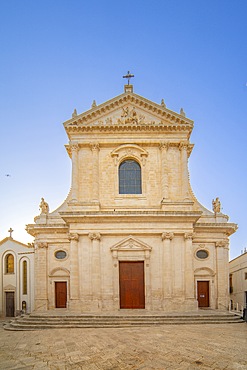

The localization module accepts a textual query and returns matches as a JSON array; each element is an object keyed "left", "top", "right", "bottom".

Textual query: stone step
[{"left": 4, "top": 313, "right": 244, "bottom": 331}]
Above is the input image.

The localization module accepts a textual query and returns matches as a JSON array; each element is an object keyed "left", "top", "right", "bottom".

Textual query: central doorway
[
  {"left": 55, "top": 282, "right": 67, "bottom": 308},
  {"left": 119, "top": 261, "right": 145, "bottom": 309},
  {"left": 197, "top": 281, "right": 209, "bottom": 307}
]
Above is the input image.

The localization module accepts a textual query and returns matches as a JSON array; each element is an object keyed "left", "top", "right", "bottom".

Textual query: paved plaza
[{"left": 0, "top": 320, "right": 246, "bottom": 370}]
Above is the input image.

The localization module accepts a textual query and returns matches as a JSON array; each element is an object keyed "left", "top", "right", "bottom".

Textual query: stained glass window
[{"left": 119, "top": 160, "right": 142, "bottom": 194}]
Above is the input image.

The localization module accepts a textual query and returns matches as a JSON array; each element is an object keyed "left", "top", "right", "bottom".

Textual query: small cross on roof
[{"left": 8, "top": 227, "right": 14, "bottom": 238}]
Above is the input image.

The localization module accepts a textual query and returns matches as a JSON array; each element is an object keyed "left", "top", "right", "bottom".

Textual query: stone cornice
[
  {"left": 63, "top": 93, "right": 193, "bottom": 132},
  {"left": 59, "top": 210, "right": 202, "bottom": 224},
  {"left": 194, "top": 222, "right": 238, "bottom": 236},
  {"left": 65, "top": 141, "right": 194, "bottom": 158},
  {"left": 26, "top": 223, "right": 69, "bottom": 237}
]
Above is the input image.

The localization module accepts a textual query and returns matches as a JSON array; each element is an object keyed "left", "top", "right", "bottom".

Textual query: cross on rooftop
[
  {"left": 123, "top": 71, "right": 134, "bottom": 85},
  {"left": 8, "top": 227, "right": 14, "bottom": 238}
]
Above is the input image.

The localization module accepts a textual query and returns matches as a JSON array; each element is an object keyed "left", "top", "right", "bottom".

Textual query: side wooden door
[
  {"left": 6, "top": 292, "right": 15, "bottom": 317},
  {"left": 197, "top": 281, "right": 209, "bottom": 307},
  {"left": 119, "top": 261, "right": 145, "bottom": 309},
  {"left": 55, "top": 282, "right": 67, "bottom": 308}
]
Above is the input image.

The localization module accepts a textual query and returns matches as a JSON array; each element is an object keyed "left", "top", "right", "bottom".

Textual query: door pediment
[
  {"left": 111, "top": 235, "right": 152, "bottom": 252},
  {"left": 4, "top": 284, "right": 16, "bottom": 291}
]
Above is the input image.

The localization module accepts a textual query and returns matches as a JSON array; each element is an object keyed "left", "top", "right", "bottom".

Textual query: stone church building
[{"left": 27, "top": 82, "right": 237, "bottom": 313}]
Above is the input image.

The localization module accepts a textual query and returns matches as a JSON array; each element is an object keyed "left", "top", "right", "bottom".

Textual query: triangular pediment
[
  {"left": 64, "top": 91, "right": 193, "bottom": 134},
  {"left": 4, "top": 284, "right": 16, "bottom": 291},
  {"left": 110, "top": 236, "right": 152, "bottom": 252}
]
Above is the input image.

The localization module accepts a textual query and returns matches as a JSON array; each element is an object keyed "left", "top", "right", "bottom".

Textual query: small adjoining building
[
  {"left": 27, "top": 81, "right": 237, "bottom": 313},
  {"left": 0, "top": 231, "right": 35, "bottom": 317},
  {"left": 229, "top": 250, "right": 247, "bottom": 310}
]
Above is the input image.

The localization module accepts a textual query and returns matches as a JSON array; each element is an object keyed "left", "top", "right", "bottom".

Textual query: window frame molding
[
  {"left": 111, "top": 144, "right": 148, "bottom": 199},
  {"left": 4, "top": 252, "right": 15, "bottom": 274}
]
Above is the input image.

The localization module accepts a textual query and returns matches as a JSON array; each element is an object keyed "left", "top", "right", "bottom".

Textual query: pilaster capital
[
  {"left": 179, "top": 142, "right": 188, "bottom": 151},
  {"left": 216, "top": 240, "right": 229, "bottom": 249},
  {"left": 88, "top": 232, "right": 101, "bottom": 241},
  {"left": 184, "top": 233, "right": 194, "bottom": 241},
  {"left": 68, "top": 233, "right": 79, "bottom": 241},
  {"left": 162, "top": 232, "right": 174, "bottom": 241},
  {"left": 35, "top": 242, "right": 48, "bottom": 249},
  {"left": 90, "top": 142, "right": 100, "bottom": 151},
  {"left": 70, "top": 143, "right": 79, "bottom": 152},
  {"left": 159, "top": 141, "right": 170, "bottom": 151}
]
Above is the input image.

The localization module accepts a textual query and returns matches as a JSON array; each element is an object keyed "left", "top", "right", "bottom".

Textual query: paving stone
[{"left": 0, "top": 324, "right": 246, "bottom": 369}]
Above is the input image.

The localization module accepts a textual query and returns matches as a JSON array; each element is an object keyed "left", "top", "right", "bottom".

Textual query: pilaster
[
  {"left": 34, "top": 242, "right": 48, "bottom": 311},
  {"left": 160, "top": 142, "right": 169, "bottom": 201},
  {"left": 70, "top": 143, "right": 79, "bottom": 201},
  {"left": 88, "top": 232, "right": 102, "bottom": 309},
  {"left": 184, "top": 233, "right": 198, "bottom": 309},
  {"left": 68, "top": 233, "right": 79, "bottom": 307},
  {"left": 216, "top": 239, "right": 229, "bottom": 309},
  {"left": 90, "top": 143, "right": 100, "bottom": 203},
  {"left": 161, "top": 232, "right": 174, "bottom": 307},
  {"left": 179, "top": 142, "right": 189, "bottom": 199}
]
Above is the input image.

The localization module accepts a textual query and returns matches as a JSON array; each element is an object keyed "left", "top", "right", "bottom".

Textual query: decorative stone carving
[
  {"left": 111, "top": 144, "right": 148, "bottom": 166},
  {"left": 68, "top": 233, "right": 79, "bottom": 241},
  {"left": 39, "top": 198, "right": 49, "bottom": 215},
  {"left": 179, "top": 142, "right": 188, "bottom": 151},
  {"left": 161, "top": 232, "right": 174, "bottom": 240},
  {"left": 88, "top": 232, "right": 101, "bottom": 241},
  {"left": 212, "top": 197, "right": 221, "bottom": 213},
  {"left": 36, "top": 242, "right": 48, "bottom": 249},
  {"left": 184, "top": 233, "right": 194, "bottom": 240},
  {"left": 159, "top": 141, "right": 170, "bottom": 151},
  {"left": 70, "top": 143, "right": 79, "bottom": 152},
  {"left": 117, "top": 106, "right": 145, "bottom": 125},
  {"left": 216, "top": 240, "right": 229, "bottom": 248},
  {"left": 90, "top": 143, "right": 100, "bottom": 151}
]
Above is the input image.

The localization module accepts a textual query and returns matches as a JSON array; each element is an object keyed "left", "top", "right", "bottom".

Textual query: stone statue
[
  {"left": 39, "top": 197, "right": 49, "bottom": 214},
  {"left": 212, "top": 197, "right": 221, "bottom": 213}
]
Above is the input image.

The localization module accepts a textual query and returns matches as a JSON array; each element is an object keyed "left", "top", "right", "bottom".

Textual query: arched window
[
  {"left": 119, "top": 160, "right": 142, "bottom": 194},
  {"left": 23, "top": 261, "right": 27, "bottom": 294},
  {"left": 6, "top": 254, "right": 14, "bottom": 274}
]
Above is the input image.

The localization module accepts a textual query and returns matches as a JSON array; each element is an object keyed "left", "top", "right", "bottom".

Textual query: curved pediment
[{"left": 111, "top": 144, "right": 149, "bottom": 166}]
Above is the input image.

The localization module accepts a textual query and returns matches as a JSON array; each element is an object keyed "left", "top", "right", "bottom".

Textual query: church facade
[
  {"left": 27, "top": 83, "right": 237, "bottom": 313},
  {"left": 0, "top": 235, "right": 34, "bottom": 316}
]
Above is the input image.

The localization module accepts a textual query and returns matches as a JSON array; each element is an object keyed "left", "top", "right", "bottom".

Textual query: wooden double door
[
  {"left": 197, "top": 281, "right": 209, "bottom": 307},
  {"left": 55, "top": 282, "right": 67, "bottom": 308},
  {"left": 119, "top": 261, "right": 145, "bottom": 309}
]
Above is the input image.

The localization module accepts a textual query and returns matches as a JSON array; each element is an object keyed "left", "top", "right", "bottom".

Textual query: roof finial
[
  {"left": 8, "top": 227, "right": 14, "bottom": 238},
  {"left": 161, "top": 99, "right": 166, "bottom": 108},
  {"left": 91, "top": 100, "right": 97, "bottom": 108}
]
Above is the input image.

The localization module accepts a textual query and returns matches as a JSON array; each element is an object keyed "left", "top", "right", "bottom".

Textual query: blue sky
[{"left": 0, "top": 0, "right": 246, "bottom": 259}]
